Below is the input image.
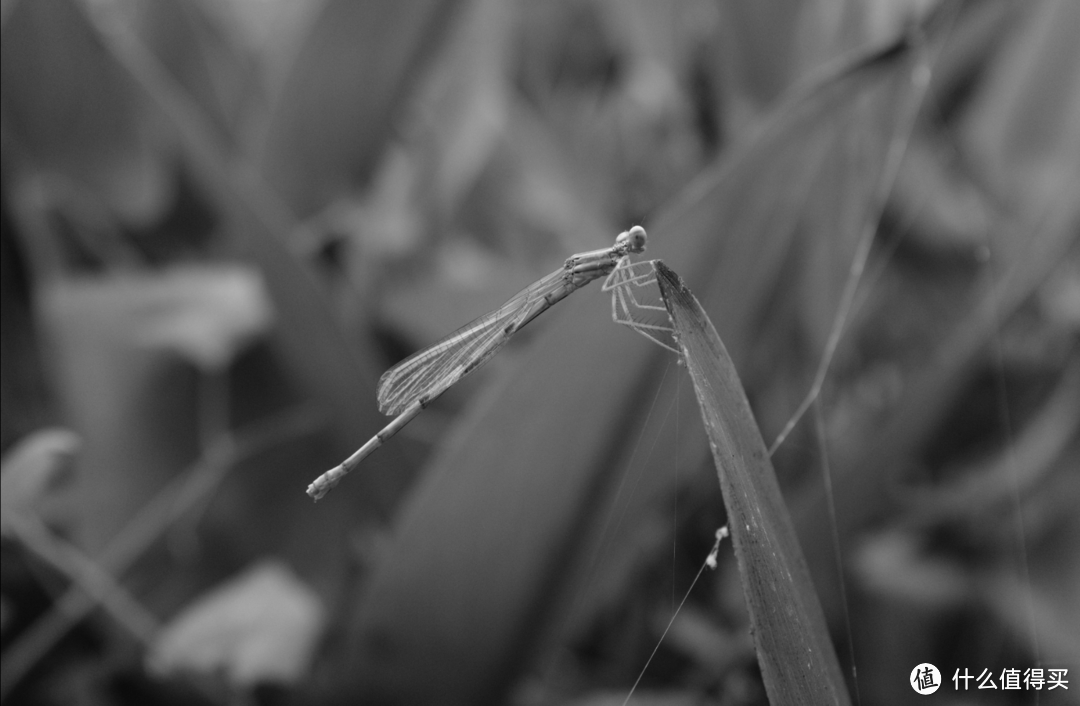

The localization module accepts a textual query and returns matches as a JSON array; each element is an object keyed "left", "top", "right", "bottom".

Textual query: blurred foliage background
[{"left": 1, "top": 0, "right": 1077, "bottom": 705}]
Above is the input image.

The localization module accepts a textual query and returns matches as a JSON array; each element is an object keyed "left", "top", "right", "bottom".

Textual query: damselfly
[{"left": 307, "top": 226, "right": 675, "bottom": 500}]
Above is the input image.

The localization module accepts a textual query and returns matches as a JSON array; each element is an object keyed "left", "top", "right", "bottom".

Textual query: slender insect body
[{"left": 306, "top": 225, "right": 676, "bottom": 500}]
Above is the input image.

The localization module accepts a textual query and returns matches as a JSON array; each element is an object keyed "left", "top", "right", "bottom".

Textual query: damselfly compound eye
[{"left": 617, "top": 225, "right": 647, "bottom": 254}]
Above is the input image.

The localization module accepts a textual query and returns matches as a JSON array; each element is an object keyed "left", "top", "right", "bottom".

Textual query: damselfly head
[{"left": 617, "top": 225, "right": 647, "bottom": 254}]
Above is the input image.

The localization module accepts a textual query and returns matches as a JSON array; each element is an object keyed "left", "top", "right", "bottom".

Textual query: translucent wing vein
[{"left": 376, "top": 268, "right": 567, "bottom": 415}]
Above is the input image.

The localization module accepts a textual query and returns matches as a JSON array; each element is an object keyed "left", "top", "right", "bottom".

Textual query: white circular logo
[{"left": 911, "top": 663, "right": 941, "bottom": 695}]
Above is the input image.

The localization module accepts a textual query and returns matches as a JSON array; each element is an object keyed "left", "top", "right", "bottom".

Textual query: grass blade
[{"left": 654, "top": 261, "right": 850, "bottom": 706}]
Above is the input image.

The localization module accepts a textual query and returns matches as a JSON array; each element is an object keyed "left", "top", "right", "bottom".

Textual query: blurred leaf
[
  {"left": 714, "top": 0, "right": 804, "bottom": 116},
  {"left": 255, "top": 0, "right": 466, "bottom": 216},
  {"left": 357, "top": 0, "right": 524, "bottom": 345},
  {"left": 792, "top": 66, "right": 921, "bottom": 358},
  {"left": 480, "top": 100, "right": 615, "bottom": 255},
  {"left": 889, "top": 128, "right": 995, "bottom": 254},
  {"left": 219, "top": 0, "right": 323, "bottom": 80},
  {"left": 40, "top": 274, "right": 199, "bottom": 552},
  {"left": 984, "top": 543, "right": 1080, "bottom": 673},
  {"left": 590, "top": 0, "right": 712, "bottom": 211},
  {"left": 407, "top": 0, "right": 512, "bottom": 224},
  {"left": 599, "top": 0, "right": 706, "bottom": 113},
  {"left": 0, "top": 428, "right": 80, "bottom": 534},
  {"left": 1040, "top": 262, "right": 1080, "bottom": 330},
  {"left": 903, "top": 360, "right": 1080, "bottom": 525},
  {"left": 0, "top": 0, "right": 176, "bottom": 227},
  {"left": 37, "top": 261, "right": 362, "bottom": 591},
  {"left": 148, "top": 560, "right": 325, "bottom": 687},
  {"left": 854, "top": 531, "right": 969, "bottom": 607},
  {"left": 123, "top": 264, "right": 273, "bottom": 371},
  {"left": 796, "top": 0, "right": 938, "bottom": 80},
  {"left": 0, "top": 406, "right": 329, "bottom": 701},
  {"left": 517, "top": 1, "right": 707, "bottom": 220},
  {"left": 49, "top": 264, "right": 272, "bottom": 372},
  {"left": 654, "top": 261, "right": 850, "bottom": 706},
  {"left": 122, "top": 0, "right": 261, "bottom": 138},
  {"left": 961, "top": 0, "right": 1080, "bottom": 214},
  {"left": 715, "top": 0, "right": 931, "bottom": 131},
  {"left": 661, "top": 603, "right": 752, "bottom": 677},
  {"left": 60, "top": 0, "right": 388, "bottom": 477}
]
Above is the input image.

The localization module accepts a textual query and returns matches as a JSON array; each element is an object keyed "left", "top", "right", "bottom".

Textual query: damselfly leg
[{"left": 602, "top": 258, "right": 680, "bottom": 354}]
